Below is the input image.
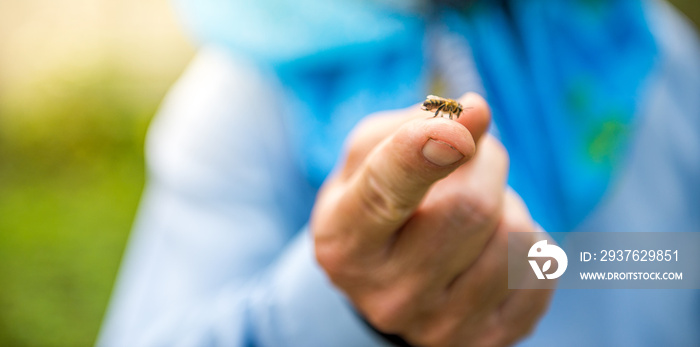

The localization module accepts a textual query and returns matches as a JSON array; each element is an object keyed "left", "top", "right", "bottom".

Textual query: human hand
[{"left": 311, "top": 93, "right": 553, "bottom": 347}]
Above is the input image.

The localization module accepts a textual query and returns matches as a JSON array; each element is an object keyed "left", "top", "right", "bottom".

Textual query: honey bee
[{"left": 421, "top": 95, "right": 466, "bottom": 120}]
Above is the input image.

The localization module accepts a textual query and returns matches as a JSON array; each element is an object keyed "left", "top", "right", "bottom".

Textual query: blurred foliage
[
  {"left": 0, "top": 1, "right": 696, "bottom": 347},
  {"left": 0, "top": 62, "right": 171, "bottom": 346}
]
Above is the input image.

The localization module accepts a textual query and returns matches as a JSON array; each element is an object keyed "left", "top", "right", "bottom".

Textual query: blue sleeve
[{"left": 96, "top": 46, "right": 389, "bottom": 347}]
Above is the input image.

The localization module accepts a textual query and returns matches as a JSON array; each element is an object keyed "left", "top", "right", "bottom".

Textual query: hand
[{"left": 311, "top": 93, "right": 553, "bottom": 347}]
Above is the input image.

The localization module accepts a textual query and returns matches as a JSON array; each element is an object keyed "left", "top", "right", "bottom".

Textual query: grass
[
  {"left": 0, "top": 170, "right": 141, "bottom": 346},
  {"left": 0, "top": 65, "right": 165, "bottom": 346}
]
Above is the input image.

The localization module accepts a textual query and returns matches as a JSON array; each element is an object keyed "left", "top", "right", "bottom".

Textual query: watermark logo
[{"left": 528, "top": 240, "right": 568, "bottom": 279}]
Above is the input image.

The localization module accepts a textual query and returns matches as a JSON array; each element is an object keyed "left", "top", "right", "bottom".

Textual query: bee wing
[{"left": 426, "top": 95, "right": 443, "bottom": 100}]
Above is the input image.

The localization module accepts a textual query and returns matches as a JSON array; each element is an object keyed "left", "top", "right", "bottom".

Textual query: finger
[
  {"left": 496, "top": 193, "right": 554, "bottom": 343},
  {"left": 389, "top": 192, "right": 536, "bottom": 347},
  {"left": 313, "top": 94, "right": 492, "bottom": 257},
  {"left": 341, "top": 109, "right": 426, "bottom": 179},
  {"left": 446, "top": 190, "right": 535, "bottom": 314},
  {"left": 439, "top": 134, "right": 510, "bottom": 224},
  {"left": 452, "top": 92, "right": 491, "bottom": 145},
  {"left": 334, "top": 117, "right": 477, "bottom": 253},
  {"left": 446, "top": 219, "right": 510, "bottom": 317},
  {"left": 388, "top": 135, "right": 510, "bottom": 289}
]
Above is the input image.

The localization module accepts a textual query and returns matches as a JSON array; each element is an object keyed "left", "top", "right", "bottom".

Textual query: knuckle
[
  {"left": 314, "top": 241, "right": 349, "bottom": 281},
  {"left": 499, "top": 192, "right": 535, "bottom": 234},
  {"left": 453, "top": 190, "right": 502, "bottom": 226},
  {"left": 483, "top": 136, "right": 510, "bottom": 170},
  {"left": 495, "top": 140, "right": 510, "bottom": 170},
  {"left": 363, "top": 282, "right": 430, "bottom": 334},
  {"left": 418, "top": 320, "right": 460, "bottom": 347},
  {"left": 315, "top": 240, "right": 373, "bottom": 290},
  {"left": 364, "top": 294, "right": 413, "bottom": 333},
  {"left": 499, "top": 212, "right": 534, "bottom": 235}
]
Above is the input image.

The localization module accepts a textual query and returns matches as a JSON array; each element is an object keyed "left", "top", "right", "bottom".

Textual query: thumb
[{"left": 336, "top": 116, "right": 478, "bottom": 251}]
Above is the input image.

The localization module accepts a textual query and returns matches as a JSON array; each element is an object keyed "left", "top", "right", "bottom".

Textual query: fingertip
[
  {"left": 456, "top": 92, "right": 491, "bottom": 143},
  {"left": 404, "top": 117, "right": 476, "bottom": 166},
  {"left": 361, "top": 117, "right": 475, "bottom": 195}
]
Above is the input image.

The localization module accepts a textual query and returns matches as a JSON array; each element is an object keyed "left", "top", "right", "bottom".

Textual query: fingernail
[{"left": 422, "top": 138, "right": 464, "bottom": 166}]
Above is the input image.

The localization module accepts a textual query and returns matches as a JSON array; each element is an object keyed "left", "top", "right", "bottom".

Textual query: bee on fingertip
[{"left": 421, "top": 95, "right": 470, "bottom": 120}]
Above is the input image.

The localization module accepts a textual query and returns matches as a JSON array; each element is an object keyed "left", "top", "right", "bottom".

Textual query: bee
[{"left": 421, "top": 95, "right": 467, "bottom": 120}]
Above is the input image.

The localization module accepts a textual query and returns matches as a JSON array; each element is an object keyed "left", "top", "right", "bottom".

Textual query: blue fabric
[
  {"left": 172, "top": 0, "right": 423, "bottom": 66},
  {"left": 448, "top": 0, "right": 657, "bottom": 234},
  {"left": 274, "top": 38, "right": 427, "bottom": 187},
  {"left": 171, "top": 0, "right": 429, "bottom": 187}
]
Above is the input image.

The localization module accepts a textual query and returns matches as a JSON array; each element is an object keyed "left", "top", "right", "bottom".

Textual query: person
[{"left": 98, "top": 0, "right": 700, "bottom": 345}]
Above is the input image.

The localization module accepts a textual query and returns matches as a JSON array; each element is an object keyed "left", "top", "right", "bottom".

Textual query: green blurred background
[
  {"left": 0, "top": 1, "right": 697, "bottom": 346},
  {"left": 0, "top": 0, "right": 192, "bottom": 345}
]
